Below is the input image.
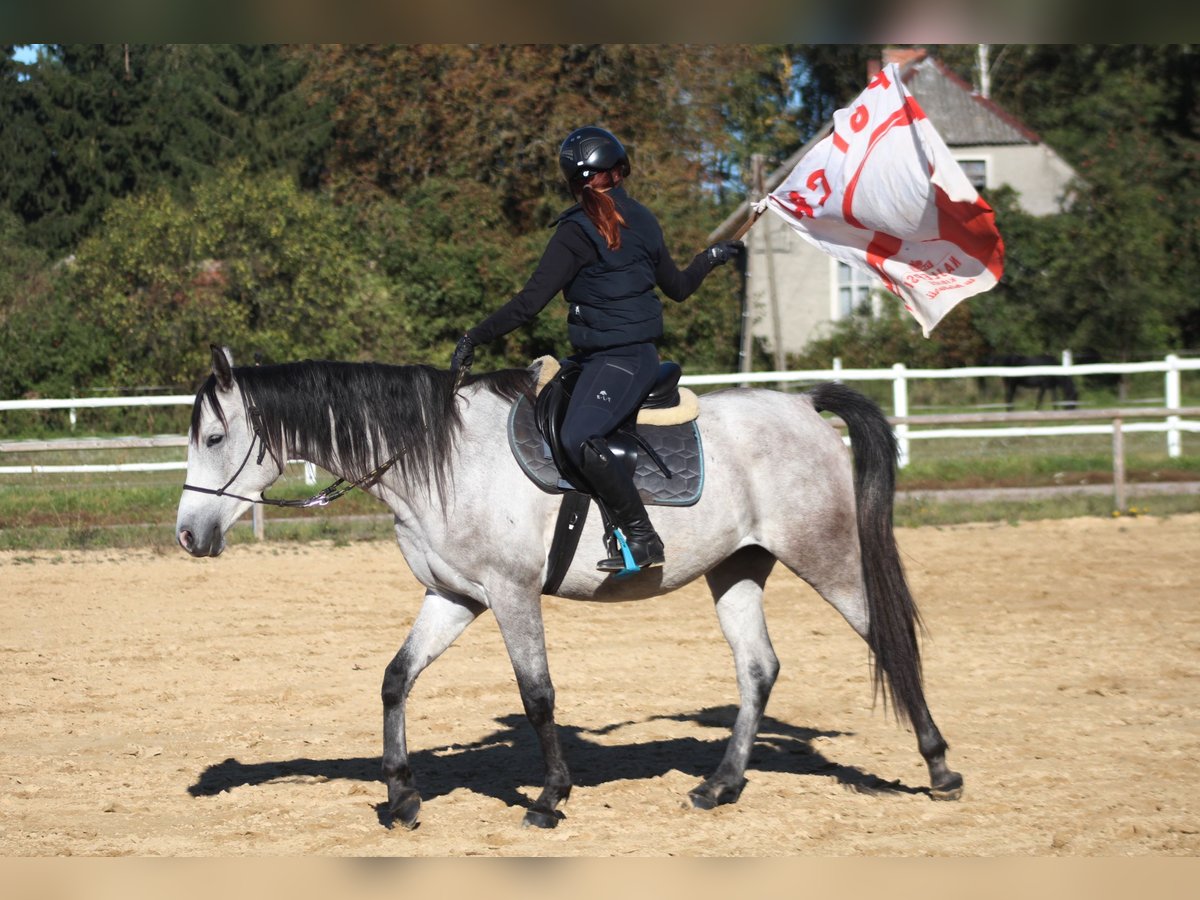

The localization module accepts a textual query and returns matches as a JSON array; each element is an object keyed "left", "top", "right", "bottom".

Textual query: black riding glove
[
  {"left": 450, "top": 334, "right": 475, "bottom": 378},
  {"left": 706, "top": 240, "right": 745, "bottom": 267}
]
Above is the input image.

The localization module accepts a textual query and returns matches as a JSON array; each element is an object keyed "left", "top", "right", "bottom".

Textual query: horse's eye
[{"left": 206, "top": 433, "right": 225, "bottom": 448}]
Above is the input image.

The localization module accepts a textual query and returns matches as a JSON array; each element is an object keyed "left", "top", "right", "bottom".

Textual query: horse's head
[{"left": 175, "top": 346, "right": 285, "bottom": 557}]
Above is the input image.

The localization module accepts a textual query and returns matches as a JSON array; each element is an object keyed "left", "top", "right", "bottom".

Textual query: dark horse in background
[{"left": 988, "top": 354, "right": 1079, "bottom": 411}]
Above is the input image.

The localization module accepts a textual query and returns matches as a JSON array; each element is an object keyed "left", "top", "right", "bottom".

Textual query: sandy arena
[{"left": 1, "top": 514, "right": 1197, "bottom": 856}]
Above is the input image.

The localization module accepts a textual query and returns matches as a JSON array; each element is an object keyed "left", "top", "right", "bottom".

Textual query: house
[{"left": 709, "top": 48, "right": 1077, "bottom": 360}]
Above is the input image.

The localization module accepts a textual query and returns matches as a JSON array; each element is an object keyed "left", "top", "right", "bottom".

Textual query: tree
[
  {"left": 792, "top": 297, "right": 986, "bottom": 373},
  {"left": 304, "top": 46, "right": 721, "bottom": 217},
  {"left": 0, "top": 47, "right": 51, "bottom": 238},
  {"left": 165, "top": 45, "right": 332, "bottom": 189},
  {"left": 0, "top": 209, "right": 107, "bottom": 400},
  {"left": 300, "top": 44, "right": 774, "bottom": 371},
  {"left": 983, "top": 45, "right": 1198, "bottom": 357},
  {"left": 28, "top": 43, "right": 1198, "bottom": 394},
  {"left": 68, "top": 163, "right": 374, "bottom": 389},
  {"left": 8, "top": 44, "right": 332, "bottom": 254},
  {"left": 351, "top": 178, "right": 543, "bottom": 367},
  {"left": 791, "top": 45, "right": 885, "bottom": 136}
]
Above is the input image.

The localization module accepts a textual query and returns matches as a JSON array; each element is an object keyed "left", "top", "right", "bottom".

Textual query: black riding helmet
[{"left": 558, "top": 125, "right": 631, "bottom": 185}]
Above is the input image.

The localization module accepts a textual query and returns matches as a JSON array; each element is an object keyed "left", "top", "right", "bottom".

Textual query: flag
[{"left": 764, "top": 62, "right": 1004, "bottom": 337}]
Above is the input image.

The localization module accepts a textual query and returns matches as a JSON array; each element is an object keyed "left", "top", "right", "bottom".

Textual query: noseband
[{"left": 181, "top": 411, "right": 401, "bottom": 509}]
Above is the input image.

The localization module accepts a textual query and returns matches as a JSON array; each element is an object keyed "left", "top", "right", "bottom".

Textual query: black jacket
[{"left": 466, "top": 186, "right": 715, "bottom": 351}]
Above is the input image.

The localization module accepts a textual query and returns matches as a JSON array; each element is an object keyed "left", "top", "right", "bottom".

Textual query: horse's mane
[{"left": 191, "top": 360, "right": 533, "bottom": 500}]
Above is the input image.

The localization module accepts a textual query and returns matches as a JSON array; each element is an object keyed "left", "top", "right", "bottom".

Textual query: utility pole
[
  {"left": 751, "top": 154, "right": 786, "bottom": 378},
  {"left": 736, "top": 156, "right": 783, "bottom": 381},
  {"left": 737, "top": 257, "right": 754, "bottom": 377},
  {"left": 737, "top": 161, "right": 758, "bottom": 378}
]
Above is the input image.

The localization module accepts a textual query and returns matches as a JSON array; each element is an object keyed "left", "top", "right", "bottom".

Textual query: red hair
[{"left": 576, "top": 169, "right": 627, "bottom": 251}]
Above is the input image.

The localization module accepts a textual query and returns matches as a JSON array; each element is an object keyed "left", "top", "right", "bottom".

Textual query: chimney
[{"left": 882, "top": 47, "right": 928, "bottom": 69}]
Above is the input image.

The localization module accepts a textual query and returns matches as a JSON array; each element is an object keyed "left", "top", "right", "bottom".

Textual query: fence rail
[{"left": 679, "top": 353, "right": 1199, "bottom": 465}]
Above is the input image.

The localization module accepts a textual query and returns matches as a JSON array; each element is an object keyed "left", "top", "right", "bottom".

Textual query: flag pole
[{"left": 732, "top": 205, "right": 764, "bottom": 242}]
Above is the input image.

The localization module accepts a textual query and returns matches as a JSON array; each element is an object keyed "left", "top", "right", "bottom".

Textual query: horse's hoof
[
  {"left": 522, "top": 807, "right": 560, "bottom": 829},
  {"left": 930, "top": 773, "right": 964, "bottom": 802},
  {"left": 688, "top": 789, "right": 719, "bottom": 811},
  {"left": 688, "top": 777, "right": 745, "bottom": 810},
  {"left": 388, "top": 788, "right": 421, "bottom": 829}
]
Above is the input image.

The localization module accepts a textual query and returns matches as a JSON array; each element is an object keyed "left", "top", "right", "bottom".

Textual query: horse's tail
[{"left": 807, "top": 381, "right": 925, "bottom": 726}]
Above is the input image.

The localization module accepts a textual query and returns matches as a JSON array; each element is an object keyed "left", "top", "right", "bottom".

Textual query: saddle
[
  {"left": 508, "top": 356, "right": 704, "bottom": 507},
  {"left": 507, "top": 356, "right": 705, "bottom": 593}
]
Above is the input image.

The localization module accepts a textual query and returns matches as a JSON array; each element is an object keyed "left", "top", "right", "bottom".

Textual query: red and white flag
[{"left": 764, "top": 63, "right": 1004, "bottom": 336}]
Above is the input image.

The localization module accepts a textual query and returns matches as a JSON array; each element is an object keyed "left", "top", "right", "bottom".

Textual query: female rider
[{"left": 450, "top": 125, "right": 742, "bottom": 573}]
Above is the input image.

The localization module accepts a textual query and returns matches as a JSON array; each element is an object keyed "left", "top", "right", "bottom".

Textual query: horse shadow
[{"left": 187, "top": 705, "right": 930, "bottom": 824}]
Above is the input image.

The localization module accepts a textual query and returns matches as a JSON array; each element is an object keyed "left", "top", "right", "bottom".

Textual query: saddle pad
[{"left": 507, "top": 393, "right": 704, "bottom": 507}]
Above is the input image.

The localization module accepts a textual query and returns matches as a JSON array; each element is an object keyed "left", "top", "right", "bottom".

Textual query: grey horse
[{"left": 175, "top": 346, "right": 962, "bottom": 829}]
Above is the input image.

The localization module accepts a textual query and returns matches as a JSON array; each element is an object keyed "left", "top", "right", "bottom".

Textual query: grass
[
  {"left": 3, "top": 446, "right": 1197, "bottom": 551},
  {"left": 899, "top": 440, "right": 1200, "bottom": 490},
  {"left": 892, "top": 430, "right": 1200, "bottom": 524},
  {"left": 0, "top": 459, "right": 394, "bottom": 551},
  {"left": 894, "top": 492, "right": 1200, "bottom": 528}
]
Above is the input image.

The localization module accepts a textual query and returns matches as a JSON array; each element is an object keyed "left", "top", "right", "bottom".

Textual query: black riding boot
[{"left": 580, "top": 438, "right": 665, "bottom": 572}]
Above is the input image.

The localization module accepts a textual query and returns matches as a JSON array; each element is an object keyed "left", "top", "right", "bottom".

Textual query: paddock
[{"left": 0, "top": 514, "right": 1196, "bottom": 856}]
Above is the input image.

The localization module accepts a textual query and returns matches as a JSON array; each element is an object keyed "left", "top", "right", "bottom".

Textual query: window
[
  {"left": 836, "top": 262, "right": 875, "bottom": 319},
  {"left": 958, "top": 158, "right": 988, "bottom": 192}
]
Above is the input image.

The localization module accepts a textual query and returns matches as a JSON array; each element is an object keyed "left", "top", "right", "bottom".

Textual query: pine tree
[
  {"left": 0, "top": 46, "right": 52, "bottom": 240},
  {"left": 11, "top": 44, "right": 332, "bottom": 254}
]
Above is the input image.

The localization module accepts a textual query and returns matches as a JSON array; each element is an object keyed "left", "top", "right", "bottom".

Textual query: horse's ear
[{"left": 211, "top": 344, "right": 234, "bottom": 392}]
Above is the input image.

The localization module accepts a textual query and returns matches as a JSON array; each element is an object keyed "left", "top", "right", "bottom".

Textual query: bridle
[{"left": 181, "top": 410, "right": 401, "bottom": 509}]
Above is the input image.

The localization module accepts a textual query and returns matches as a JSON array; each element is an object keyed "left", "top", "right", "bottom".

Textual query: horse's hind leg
[
  {"left": 804, "top": 570, "right": 963, "bottom": 801},
  {"left": 381, "top": 588, "right": 484, "bottom": 829},
  {"left": 690, "top": 546, "right": 780, "bottom": 809}
]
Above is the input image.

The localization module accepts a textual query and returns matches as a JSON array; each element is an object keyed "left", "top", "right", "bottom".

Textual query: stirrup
[{"left": 597, "top": 528, "right": 664, "bottom": 578}]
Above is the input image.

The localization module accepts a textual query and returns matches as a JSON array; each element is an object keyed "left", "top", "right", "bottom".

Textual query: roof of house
[
  {"left": 905, "top": 54, "right": 1041, "bottom": 146},
  {"left": 708, "top": 48, "right": 1046, "bottom": 242}
]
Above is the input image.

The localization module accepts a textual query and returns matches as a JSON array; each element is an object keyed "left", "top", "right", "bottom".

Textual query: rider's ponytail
[{"left": 577, "top": 169, "right": 627, "bottom": 251}]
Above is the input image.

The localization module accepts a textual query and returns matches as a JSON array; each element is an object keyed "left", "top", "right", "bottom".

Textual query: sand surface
[{"left": 1, "top": 514, "right": 1197, "bottom": 856}]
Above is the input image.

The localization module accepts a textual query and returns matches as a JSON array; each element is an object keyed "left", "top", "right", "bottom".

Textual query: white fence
[
  {"left": 1, "top": 354, "right": 1198, "bottom": 476},
  {"left": 680, "top": 353, "right": 1199, "bottom": 466}
]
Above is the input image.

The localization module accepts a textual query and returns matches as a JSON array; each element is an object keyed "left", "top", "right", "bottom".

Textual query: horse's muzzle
[{"left": 176, "top": 524, "right": 225, "bottom": 558}]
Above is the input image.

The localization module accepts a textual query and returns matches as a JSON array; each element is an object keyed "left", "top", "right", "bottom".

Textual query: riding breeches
[{"left": 560, "top": 342, "right": 660, "bottom": 469}]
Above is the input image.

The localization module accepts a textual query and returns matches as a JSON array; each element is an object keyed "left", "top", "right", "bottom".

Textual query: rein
[{"left": 181, "top": 416, "right": 401, "bottom": 509}]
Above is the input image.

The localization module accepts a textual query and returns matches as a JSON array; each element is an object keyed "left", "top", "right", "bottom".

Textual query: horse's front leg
[
  {"left": 381, "top": 588, "right": 484, "bottom": 829},
  {"left": 492, "top": 596, "right": 571, "bottom": 828}
]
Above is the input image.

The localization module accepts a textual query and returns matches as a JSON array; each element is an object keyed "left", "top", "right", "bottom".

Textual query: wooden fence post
[{"left": 1112, "top": 417, "right": 1126, "bottom": 512}]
